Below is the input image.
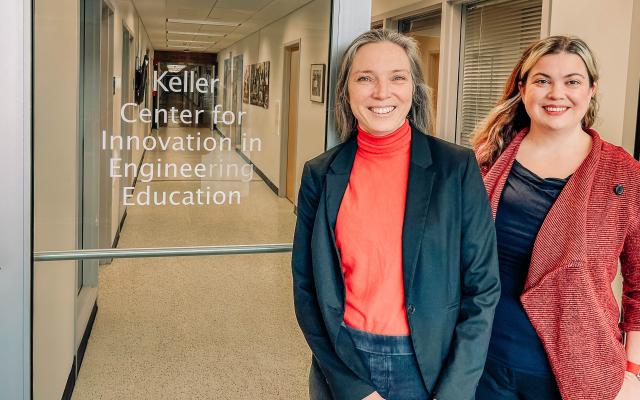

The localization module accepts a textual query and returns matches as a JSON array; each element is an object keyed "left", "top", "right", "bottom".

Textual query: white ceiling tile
[
  {"left": 212, "top": 0, "right": 273, "bottom": 12},
  {"left": 207, "top": 9, "right": 254, "bottom": 21},
  {"left": 133, "top": 0, "right": 318, "bottom": 55},
  {"left": 167, "top": 0, "right": 216, "bottom": 8}
]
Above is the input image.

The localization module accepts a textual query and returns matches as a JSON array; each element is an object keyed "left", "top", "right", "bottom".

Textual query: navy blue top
[{"left": 488, "top": 160, "right": 568, "bottom": 376}]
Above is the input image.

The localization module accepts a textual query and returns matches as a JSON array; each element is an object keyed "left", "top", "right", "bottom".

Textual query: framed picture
[
  {"left": 250, "top": 61, "right": 270, "bottom": 109},
  {"left": 310, "top": 64, "right": 325, "bottom": 103}
]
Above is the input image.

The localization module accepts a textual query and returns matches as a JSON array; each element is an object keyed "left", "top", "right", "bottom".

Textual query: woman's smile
[
  {"left": 369, "top": 105, "right": 396, "bottom": 115},
  {"left": 542, "top": 104, "right": 569, "bottom": 115}
]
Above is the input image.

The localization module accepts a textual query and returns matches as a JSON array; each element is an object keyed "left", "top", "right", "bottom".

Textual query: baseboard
[
  {"left": 234, "top": 149, "right": 279, "bottom": 195},
  {"left": 62, "top": 301, "right": 98, "bottom": 400},
  {"left": 112, "top": 209, "right": 128, "bottom": 249},
  {"left": 131, "top": 148, "right": 147, "bottom": 188},
  {"left": 77, "top": 302, "right": 98, "bottom": 370},
  {"left": 61, "top": 358, "right": 76, "bottom": 400}
]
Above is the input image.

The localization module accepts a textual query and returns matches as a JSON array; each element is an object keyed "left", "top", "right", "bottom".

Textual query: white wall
[
  {"left": 33, "top": 0, "right": 79, "bottom": 398},
  {"left": 549, "top": 0, "right": 639, "bottom": 151},
  {"left": 623, "top": 0, "right": 640, "bottom": 154},
  {"left": 217, "top": 0, "right": 330, "bottom": 203}
]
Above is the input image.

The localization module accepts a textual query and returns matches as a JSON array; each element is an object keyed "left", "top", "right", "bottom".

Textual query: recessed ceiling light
[
  {"left": 167, "top": 39, "right": 217, "bottom": 44},
  {"left": 167, "top": 18, "right": 239, "bottom": 27},
  {"left": 167, "top": 31, "right": 224, "bottom": 37},
  {"left": 168, "top": 44, "right": 206, "bottom": 49}
]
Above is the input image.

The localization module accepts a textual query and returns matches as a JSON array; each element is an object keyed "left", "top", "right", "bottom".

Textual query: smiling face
[
  {"left": 519, "top": 52, "right": 596, "bottom": 134},
  {"left": 347, "top": 41, "right": 413, "bottom": 136}
]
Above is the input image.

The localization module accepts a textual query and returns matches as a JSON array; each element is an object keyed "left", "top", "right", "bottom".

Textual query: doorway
[
  {"left": 232, "top": 54, "right": 244, "bottom": 148},
  {"left": 283, "top": 43, "right": 300, "bottom": 202},
  {"left": 99, "top": 2, "right": 114, "bottom": 254}
]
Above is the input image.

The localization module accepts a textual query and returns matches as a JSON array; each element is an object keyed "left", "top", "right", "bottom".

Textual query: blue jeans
[{"left": 309, "top": 325, "right": 429, "bottom": 400}]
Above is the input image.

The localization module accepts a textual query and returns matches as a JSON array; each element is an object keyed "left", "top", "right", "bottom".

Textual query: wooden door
[{"left": 286, "top": 47, "right": 300, "bottom": 202}]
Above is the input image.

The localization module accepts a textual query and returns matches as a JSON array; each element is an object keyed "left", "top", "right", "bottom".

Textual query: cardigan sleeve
[{"left": 621, "top": 200, "right": 640, "bottom": 332}]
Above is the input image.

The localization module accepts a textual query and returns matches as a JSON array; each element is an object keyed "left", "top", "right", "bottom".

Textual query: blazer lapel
[
  {"left": 325, "top": 138, "right": 357, "bottom": 231},
  {"left": 402, "top": 128, "right": 435, "bottom": 293}
]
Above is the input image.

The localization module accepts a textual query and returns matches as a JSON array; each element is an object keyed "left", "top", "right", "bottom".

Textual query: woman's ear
[
  {"left": 590, "top": 81, "right": 598, "bottom": 97},
  {"left": 518, "top": 80, "right": 525, "bottom": 96}
]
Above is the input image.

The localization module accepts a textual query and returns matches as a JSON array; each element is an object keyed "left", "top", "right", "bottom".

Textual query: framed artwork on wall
[
  {"left": 249, "top": 61, "right": 269, "bottom": 109},
  {"left": 310, "top": 64, "right": 325, "bottom": 103}
]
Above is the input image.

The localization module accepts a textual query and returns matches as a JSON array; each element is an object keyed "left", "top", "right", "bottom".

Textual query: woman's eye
[
  {"left": 356, "top": 76, "right": 371, "bottom": 82},
  {"left": 567, "top": 80, "right": 581, "bottom": 86},
  {"left": 393, "top": 75, "right": 407, "bottom": 81},
  {"left": 534, "top": 79, "right": 549, "bottom": 85}
]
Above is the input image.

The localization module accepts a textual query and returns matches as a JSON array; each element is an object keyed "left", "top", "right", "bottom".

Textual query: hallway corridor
[{"left": 71, "top": 125, "right": 309, "bottom": 399}]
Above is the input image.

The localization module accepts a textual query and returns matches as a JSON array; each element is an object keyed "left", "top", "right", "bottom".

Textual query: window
[
  {"left": 399, "top": 10, "right": 442, "bottom": 131},
  {"left": 456, "top": 0, "right": 542, "bottom": 147}
]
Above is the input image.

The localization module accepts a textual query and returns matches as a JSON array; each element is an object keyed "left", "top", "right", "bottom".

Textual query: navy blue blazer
[{"left": 292, "top": 125, "right": 500, "bottom": 400}]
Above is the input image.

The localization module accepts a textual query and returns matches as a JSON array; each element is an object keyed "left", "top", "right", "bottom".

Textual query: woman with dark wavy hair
[
  {"left": 292, "top": 29, "right": 500, "bottom": 400},
  {"left": 473, "top": 36, "right": 640, "bottom": 400}
]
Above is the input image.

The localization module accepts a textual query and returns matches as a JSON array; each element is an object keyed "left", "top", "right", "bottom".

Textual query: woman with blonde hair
[
  {"left": 292, "top": 29, "right": 500, "bottom": 400},
  {"left": 473, "top": 35, "right": 640, "bottom": 400}
]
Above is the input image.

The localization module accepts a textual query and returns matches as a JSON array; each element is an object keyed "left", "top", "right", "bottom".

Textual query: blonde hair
[
  {"left": 334, "top": 29, "right": 434, "bottom": 142},
  {"left": 472, "top": 36, "right": 599, "bottom": 170}
]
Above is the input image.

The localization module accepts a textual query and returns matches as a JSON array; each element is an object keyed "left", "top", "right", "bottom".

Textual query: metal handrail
[{"left": 33, "top": 243, "right": 294, "bottom": 262}]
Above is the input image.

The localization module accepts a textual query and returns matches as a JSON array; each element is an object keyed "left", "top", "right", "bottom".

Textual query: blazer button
[
  {"left": 614, "top": 184, "right": 624, "bottom": 195},
  {"left": 407, "top": 304, "right": 415, "bottom": 314}
]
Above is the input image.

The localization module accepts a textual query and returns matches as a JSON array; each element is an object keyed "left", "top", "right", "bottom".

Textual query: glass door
[{"left": 29, "top": 0, "right": 374, "bottom": 399}]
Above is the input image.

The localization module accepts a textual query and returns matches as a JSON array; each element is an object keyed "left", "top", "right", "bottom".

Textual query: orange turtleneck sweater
[{"left": 335, "top": 119, "right": 411, "bottom": 335}]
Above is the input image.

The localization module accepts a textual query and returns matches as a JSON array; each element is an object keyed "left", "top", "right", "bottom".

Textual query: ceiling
[{"left": 132, "top": 0, "right": 314, "bottom": 54}]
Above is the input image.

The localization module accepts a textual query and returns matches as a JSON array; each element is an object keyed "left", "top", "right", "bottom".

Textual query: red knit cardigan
[{"left": 482, "top": 128, "right": 640, "bottom": 400}]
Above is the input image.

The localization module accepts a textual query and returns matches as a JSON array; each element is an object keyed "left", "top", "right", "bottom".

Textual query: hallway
[{"left": 71, "top": 125, "right": 309, "bottom": 399}]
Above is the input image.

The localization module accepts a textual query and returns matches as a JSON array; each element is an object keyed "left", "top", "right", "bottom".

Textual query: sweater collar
[{"left": 356, "top": 119, "right": 411, "bottom": 155}]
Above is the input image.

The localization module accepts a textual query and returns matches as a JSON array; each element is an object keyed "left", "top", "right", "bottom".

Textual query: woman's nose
[
  {"left": 547, "top": 83, "right": 565, "bottom": 99},
  {"left": 373, "top": 80, "right": 390, "bottom": 98}
]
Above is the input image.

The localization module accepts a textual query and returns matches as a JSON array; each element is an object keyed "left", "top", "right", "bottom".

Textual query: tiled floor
[{"left": 71, "top": 125, "right": 310, "bottom": 399}]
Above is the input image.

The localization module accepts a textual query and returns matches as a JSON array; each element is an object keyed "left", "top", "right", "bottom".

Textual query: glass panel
[
  {"left": 35, "top": 0, "right": 333, "bottom": 254},
  {"left": 33, "top": 0, "right": 337, "bottom": 398}
]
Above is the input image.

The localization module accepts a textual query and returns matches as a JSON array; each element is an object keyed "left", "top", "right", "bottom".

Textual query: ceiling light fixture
[
  {"left": 168, "top": 45, "right": 206, "bottom": 50},
  {"left": 166, "top": 18, "right": 239, "bottom": 27},
  {"left": 167, "top": 31, "right": 224, "bottom": 37},
  {"left": 167, "top": 39, "right": 217, "bottom": 44}
]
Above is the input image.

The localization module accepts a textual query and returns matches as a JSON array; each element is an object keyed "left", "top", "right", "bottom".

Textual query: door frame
[
  {"left": 279, "top": 39, "right": 302, "bottom": 199},
  {"left": 0, "top": 0, "right": 31, "bottom": 398}
]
